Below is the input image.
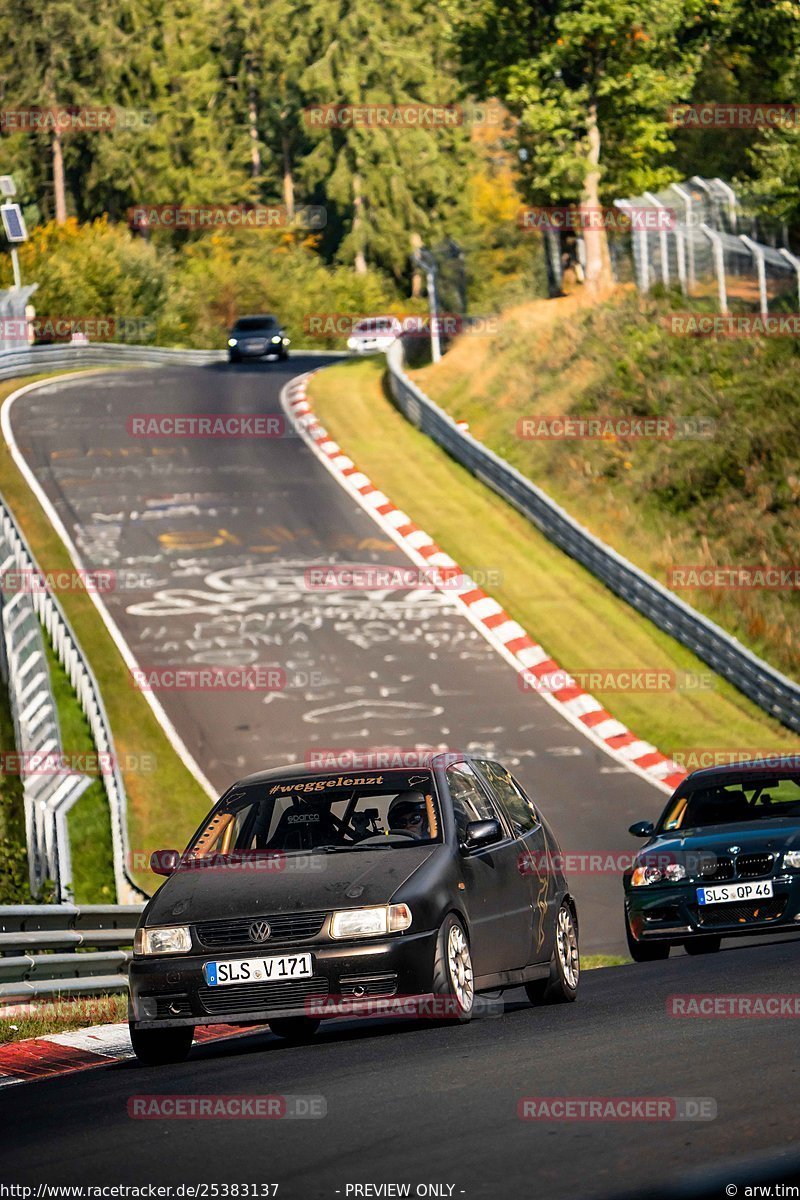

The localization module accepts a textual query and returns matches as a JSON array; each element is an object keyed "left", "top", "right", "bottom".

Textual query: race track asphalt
[
  {"left": 2, "top": 939, "right": 799, "bottom": 1198},
  {"left": 8, "top": 356, "right": 670, "bottom": 955}
]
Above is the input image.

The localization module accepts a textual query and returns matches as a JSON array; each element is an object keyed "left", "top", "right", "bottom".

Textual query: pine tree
[{"left": 298, "top": 0, "right": 474, "bottom": 283}]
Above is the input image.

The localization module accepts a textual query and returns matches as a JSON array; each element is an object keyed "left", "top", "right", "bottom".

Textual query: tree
[
  {"left": 0, "top": 0, "right": 119, "bottom": 222},
  {"left": 298, "top": 0, "right": 474, "bottom": 284},
  {"left": 451, "top": 0, "right": 718, "bottom": 291}
]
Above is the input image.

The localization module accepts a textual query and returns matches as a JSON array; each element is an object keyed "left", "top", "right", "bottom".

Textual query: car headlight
[
  {"left": 631, "top": 863, "right": 686, "bottom": 887},
  {"left": 134, "top": 925, "right": 192, "bottom": 955},
  {"left": 227, "top": 338, "right": 237, "bottom": 347},
  {"left": 271, "top": 335, "right": 281, "bottom": 344},
  {"left": 282, "top": 337, "right": 290, "bottom": 344},
  {"left": 783, "top": 851, "right": 800, "bottom": 870},
  {"left": 330, "top": 904, "right": 412, "bottom": 939}
]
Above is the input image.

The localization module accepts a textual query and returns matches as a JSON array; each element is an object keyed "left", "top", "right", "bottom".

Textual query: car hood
[
  {"left": 143, "top": 844, "right": 437, "bottom": 926},
  {"left": 641, "top": 819, "right": 800, "bottom": 860}
]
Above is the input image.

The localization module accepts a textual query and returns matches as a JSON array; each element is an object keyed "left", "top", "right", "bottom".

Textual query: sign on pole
[
  {"left": 0, "top": 176, "right": 16, "bottom": 197},
  {"left": 1, "top": 203, "right": 28, "bottom": 243}
]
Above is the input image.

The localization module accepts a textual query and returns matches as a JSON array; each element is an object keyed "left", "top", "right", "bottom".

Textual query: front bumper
[
  {"left": 625, "top": 875, "right": 800, "bottom": 941},
  {"left": 233, "top": 339, "right": 287, "bottom": 358},
  {"left": 129, "top": 927, "right": 438, "bottom": 1029}
]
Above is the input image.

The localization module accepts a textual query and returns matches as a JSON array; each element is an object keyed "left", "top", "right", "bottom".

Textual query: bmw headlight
[
  {"left": 271, "top": 335, "right": 281, "bottom": 344},
  {"left": 631, "top": 863, "right": 686, "bottom": 887},
  {"left": 783, "top": 851, "right": 800, "bottom": 870},
  {"left": 227, "top": 338, "right": 237, "bottom": 347},
  {"left": 330, "top": 904, "right": 412, "bottom": 939},
  {"left": 134, "top": 925, "right": 192, "bottom": 955}
]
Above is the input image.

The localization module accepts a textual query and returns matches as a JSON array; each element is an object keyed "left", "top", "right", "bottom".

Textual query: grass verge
[
  {"left": 412, "top": 290, "right": 800, "bottom": 679},
  {"left": 0, "top": 373, "right": 211, "bottom": 895},
  {"left": 308, "top": 359, "right": 797, "bottom": 764},
  {"left": 0, "top": 993, "right": 127, "bottom": 1043}
]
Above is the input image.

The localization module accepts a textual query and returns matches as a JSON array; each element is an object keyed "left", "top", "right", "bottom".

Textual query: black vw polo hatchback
[{"left": 128, "top": 753, "right": 579, "bottom": 1063}]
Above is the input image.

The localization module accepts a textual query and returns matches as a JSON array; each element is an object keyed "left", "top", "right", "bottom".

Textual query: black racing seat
[{"left": 268, "top": 805, "right": 341, "bottom": 851}]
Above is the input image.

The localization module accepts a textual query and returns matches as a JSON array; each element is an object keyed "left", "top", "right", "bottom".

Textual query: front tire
[
  {"left": 526, "top": 901, "right": 579, "bottom": 1005},
  {"left": 625, "top": 910, "right": 671, "bottom": 962},
  {"left": 432, "top": 913, "right": 474, "bottom": 1022},
  {"left": 684, "top": 936, "right": 722, "bottom": 956},
  {"left": 268, "top": 1017, "right": 320, "bottom": 1043},
  {"left": 129, "top": 1022, "right": 193, "bottom": 1066}
]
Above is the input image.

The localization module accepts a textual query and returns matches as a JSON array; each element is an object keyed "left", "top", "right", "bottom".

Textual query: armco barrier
[
  {"left": 0, "top": 904, "right": 144, "bottom": 1000},
  {"left": 385, "top": 339, "right": 800, "bottom": 734}
]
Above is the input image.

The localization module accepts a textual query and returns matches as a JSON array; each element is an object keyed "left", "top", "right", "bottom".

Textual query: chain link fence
[{"left": 612, "top": 176, "right": 800, "bottom": 312}]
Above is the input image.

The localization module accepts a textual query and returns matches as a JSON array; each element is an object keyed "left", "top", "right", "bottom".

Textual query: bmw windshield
[
  {"left": 660, "top": 774, "right": 800, "bottom": 831},
  {"left": 184, "top": 769, "right": 443, "bottom": 862}
]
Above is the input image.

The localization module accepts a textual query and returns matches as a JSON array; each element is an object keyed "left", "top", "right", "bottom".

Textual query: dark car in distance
[
  {"left": 227, "top": 314, "right": 290, "bottom": 363},
  {"left": 128, "top": 753, "right": 580, "bottom": 1064},
  {"left": 624, "top": 757, "right": 800, "bottom": 960}
]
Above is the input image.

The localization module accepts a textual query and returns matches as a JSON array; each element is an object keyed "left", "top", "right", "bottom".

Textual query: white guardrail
[
  {"left": 0, "top": 344, "right": 230, "bottom": 905},
  {"left": 0, "top": 904, "right": 144, "bottom": 1000},
  {"left": 0, "top": 342, "right": 344, "bottom": 906},
  {"left": 385, "top": 339, "right": 800, "bottom": 735}
]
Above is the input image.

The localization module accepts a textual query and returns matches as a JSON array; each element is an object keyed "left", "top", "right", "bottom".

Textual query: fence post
[
  {"left": 713, "top": 179, "right": 737, "bottom": 233},
  {"left": 739, "top": 234, "right": 768, "bottom": 312},
  {"left": 644, "top": 193, "right": 670, "bottom": 286},
  {"left": 778, "top": 248, "right": 800, "bottom": 307},
  {"left": 700, "top": 224, "right": 728, "bottom": 314},
  {"left": 669, "top": 184, "right": 695, "bottom": 290}
]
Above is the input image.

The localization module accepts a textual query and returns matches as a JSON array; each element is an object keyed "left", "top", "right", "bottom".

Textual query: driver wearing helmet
[{"left": 387, "top": 791, "right": 430, "bottom": 840}]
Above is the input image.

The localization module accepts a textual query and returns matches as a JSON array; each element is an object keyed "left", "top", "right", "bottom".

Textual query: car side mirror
[
  {"left": 628, "top": 821, "right": 655, "bottom": 839},
  {"left": 150, "top": 849, "right": 180, "bottom": 876},
  {"left": 461, "top": 818, "right": 502, "bottom": 851}
]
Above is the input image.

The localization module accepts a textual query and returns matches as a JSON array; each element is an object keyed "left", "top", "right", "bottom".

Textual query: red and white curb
[
  {"left": 281, "top": 372, "right": 686, "bottom": 796},
  {"left": 0, "top": 1022, "right": 264, "bottom": 1088}
]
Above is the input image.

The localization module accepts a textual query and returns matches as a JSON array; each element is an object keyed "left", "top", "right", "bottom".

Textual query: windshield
[
  {"left": 660, "top": 775, "right": 800, "bottom": 831},
  {"left": 233, "top": 317, "right": 279, "bottom": 332},
  {"left": 186, "top": 769, "right": 442, "bottom": 858}
]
